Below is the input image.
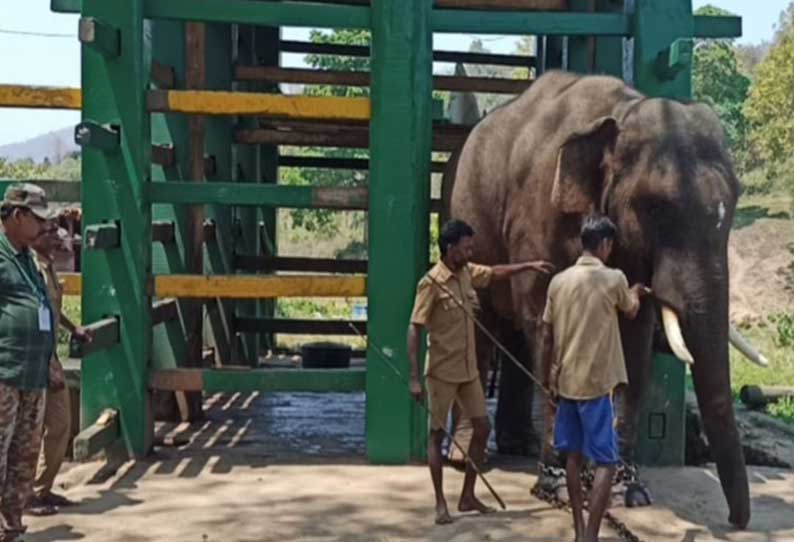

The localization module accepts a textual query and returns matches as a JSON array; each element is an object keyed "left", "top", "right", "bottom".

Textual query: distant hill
[{"left": 0, "top": 126, "right": 77, "bottom": 164}]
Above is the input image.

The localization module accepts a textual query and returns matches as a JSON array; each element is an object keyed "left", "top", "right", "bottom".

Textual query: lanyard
[{"left": 11, "top": 253, "right": 48, "bottom": 306}]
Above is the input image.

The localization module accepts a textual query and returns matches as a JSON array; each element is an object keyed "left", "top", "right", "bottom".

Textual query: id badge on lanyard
[{"left": 38, "top": 305, "right": 52, "bottom": 332}]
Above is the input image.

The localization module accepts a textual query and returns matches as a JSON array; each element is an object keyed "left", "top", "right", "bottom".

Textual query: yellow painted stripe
[
  {"left": 0, "top": 85, "right": 81, "bottom": 110},
  {"left": 156, "top": 274, "right": 367, "bottom": 298},
  {"left": 61, "top": 273, "right": 366, "bottom": 299},
  {"left": 62, "top": 273, "right": 82, "bottom": 296},
  {"left": 155, "top": 90, "right": 371, "bottom": 121}
]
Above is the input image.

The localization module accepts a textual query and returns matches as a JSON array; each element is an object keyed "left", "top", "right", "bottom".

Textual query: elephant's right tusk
[
  {"left": 729, "top": 326, "right": 769, "bottom": 368},
  {"left": 661, "top": 306, "right": 695, "bottom": 365}
]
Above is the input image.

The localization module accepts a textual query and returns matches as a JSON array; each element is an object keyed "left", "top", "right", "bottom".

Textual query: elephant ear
[{"left": 551, "top": 116, "right": 619, "bottom": 214}]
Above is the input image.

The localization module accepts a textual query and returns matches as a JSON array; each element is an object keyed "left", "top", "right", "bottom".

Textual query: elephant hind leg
[{"left": 494, "top": 326, "right": 540, "bottom": 456}]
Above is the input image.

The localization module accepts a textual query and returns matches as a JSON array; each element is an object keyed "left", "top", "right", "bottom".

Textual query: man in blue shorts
[{"left": 540, "top": 215, "right": 650, "bottom": 542}]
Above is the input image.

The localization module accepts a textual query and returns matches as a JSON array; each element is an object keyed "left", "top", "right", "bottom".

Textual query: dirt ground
[
  {"left": 729, "top": 217, "right": 794, "bottom": 323},
  {"left": 22, "top": 392, "right": 794, "bottom": 542}
]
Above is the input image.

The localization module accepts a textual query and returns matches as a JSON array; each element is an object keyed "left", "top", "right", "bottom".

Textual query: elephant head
[{"left": 550, "top": 98, "right": 750, "bottom": 528}]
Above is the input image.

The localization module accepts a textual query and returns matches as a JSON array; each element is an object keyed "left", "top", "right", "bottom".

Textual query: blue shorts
[{"left": 554, "top": 395, "right": 619, "bottom": 465}]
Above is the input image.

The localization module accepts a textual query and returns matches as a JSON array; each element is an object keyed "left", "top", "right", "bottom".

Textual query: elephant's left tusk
[
  {"left": 729, "top": 326, "right": 769, "bottom": 368},
  {"left": 661, "top": 306, "right": 695, "bottom": 365}
]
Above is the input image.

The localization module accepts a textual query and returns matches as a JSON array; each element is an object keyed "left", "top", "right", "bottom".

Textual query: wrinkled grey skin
[{"left": 442, "top": 71, "right": 749, "bottom": 529}]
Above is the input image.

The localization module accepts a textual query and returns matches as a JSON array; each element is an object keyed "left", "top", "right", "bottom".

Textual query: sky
[{"left": 0, "top": 0, "right": 789, "bottom": 148}]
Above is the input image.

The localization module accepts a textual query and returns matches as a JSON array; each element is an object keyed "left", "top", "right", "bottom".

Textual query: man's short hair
[
  {"left": 580, "top": 214, "right": 617, "bottom": 251},
  {"left": 439, "top": 219, "right": 475, "bottom": 256}
]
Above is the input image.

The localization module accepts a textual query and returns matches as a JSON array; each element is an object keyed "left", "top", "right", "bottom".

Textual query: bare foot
[
  {"left": 458, "top": 496, "right": 496, "bottom": 514},
  {"left": 435, "top": 504, "right": 454, "bottom": 525}
]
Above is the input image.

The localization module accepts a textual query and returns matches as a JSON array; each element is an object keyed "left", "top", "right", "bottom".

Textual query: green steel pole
[
  {"left": 80, "top": 0, "right": 153, "bottom": 456},
  {"left": 368, "top": 0, "right": 433, "bottom": 463},
  {"left": 632, "top": 0, "right": 694, "bottom": 466}
]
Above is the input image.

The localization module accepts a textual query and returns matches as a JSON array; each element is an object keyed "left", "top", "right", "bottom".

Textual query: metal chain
[{"left": 531, "top": 464, "right": 644, "bottom": 542}]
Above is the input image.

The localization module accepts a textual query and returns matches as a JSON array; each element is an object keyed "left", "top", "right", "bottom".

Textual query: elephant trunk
[
  {"left": 687, "top": 309, "right": 750, "bottom": 528},
  {"left": 652, "top": 254, "right": 750, "bottom": 528}
]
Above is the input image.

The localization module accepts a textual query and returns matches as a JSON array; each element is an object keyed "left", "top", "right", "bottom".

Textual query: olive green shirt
[
  {"left": 0, "top": 233, "right": 55, "bottom": 390},
  {"left": 410, "top": 261, "right": 493, "bottom": 383}
]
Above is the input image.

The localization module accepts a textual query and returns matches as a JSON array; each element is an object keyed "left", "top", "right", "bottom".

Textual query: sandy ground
[
  {"left": 21, "top": 391, "right": 794, "bottom": 542},
  {"left": 729, "top": 218, "right": 794, "bottom": 322},
  {"left": 23, "top": 460, "right": 794, "bottom": 542}
]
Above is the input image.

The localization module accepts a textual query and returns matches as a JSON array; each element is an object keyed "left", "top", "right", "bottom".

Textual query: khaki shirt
[
  {"left": 543, "top": 256, "right": 633, "bottom": 400},
  {"left": 410, "top": 261, "right": 493, "bottom": 383},
  {"left": 34, "top": 253, "right": 63, "bottom": 361}
]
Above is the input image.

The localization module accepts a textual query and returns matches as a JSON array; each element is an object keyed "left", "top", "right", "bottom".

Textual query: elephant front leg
[
  {"left": 615, "top": 302, "right": 656, "bottom": 506},
  {"left": 494, "top": 326, "right": 538, "bottom": 455}
]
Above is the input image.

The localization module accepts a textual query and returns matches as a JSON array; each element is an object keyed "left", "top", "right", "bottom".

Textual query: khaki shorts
[{"left": 425, "top": 377, "right": 487, "bottom": 431}]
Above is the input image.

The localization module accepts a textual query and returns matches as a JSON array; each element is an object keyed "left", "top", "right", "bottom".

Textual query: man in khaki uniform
[
  {"left": 541, "top": 215, "right": 649, "bottom": 542},
  {"left": 27, "top": 222, "right": 92, "bottom": 515},
  {"left": 407, "top": 219, "right": 554, "bottom": 525}
]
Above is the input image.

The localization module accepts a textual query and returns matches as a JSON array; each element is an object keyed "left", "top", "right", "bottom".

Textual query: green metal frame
[
  {"left": 79, "top": 0, "right": 152, "bottom": 456},
  {"left": 57, "top": 0, "right": 740, "bottom": 463}
]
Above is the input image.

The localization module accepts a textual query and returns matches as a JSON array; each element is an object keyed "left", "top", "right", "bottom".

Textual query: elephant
[{"left": 441, "top": 70, "right": 751, "bottom": 528}]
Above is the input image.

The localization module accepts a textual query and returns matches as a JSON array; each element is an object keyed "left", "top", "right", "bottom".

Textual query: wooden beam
[
  {"left": 236, "top": 317, "right": 367, "bottom": 335},
  {"left": 0, "top": 85, "right": 81, "bottom": 110},
  {"left": 73, "top": 409, "right": 119, "bottom": 461},
  {"left": 152, "top": 298, "right": 179, "bottom": 325},
  {"left": 234, "top": 65, "right": 531, "bottom": 94},
  {"left": 278, "top": 155, "right": 448, "bottom": 173},
  {"left": 149, "top": 368, "right": 366, "bottom": 393},
  {"left": 70, "top": 317, "right": 120, "bottom": 358},
  {"left": 84, "top": 223, "right": 120, "bottom": 250},
  {"left": 147, "top": 89, "right": 370, "bottom": 120},
  {"left": 150, "top": 60, "right": 176, "bottom": 89},
  {"left": 234, "top": 254, "right": 367, "bottom": 274},
  {"left": 153, "top": 274, "right": 367, "bottom": 299},
  {"left": 279, "top": 40, "right": 536, "bottom": 68},
  {"left": 236, "top": 121, "right": 469, "bottom": 152},
  {"left": 151, "top": 144, "right": 176, "bottom": 167},
  {"left": 148, "top": 182, "right": 368, "bottom": 209},
  {"left": 151, "top": 220, "right": 176, "bottom": 244}
]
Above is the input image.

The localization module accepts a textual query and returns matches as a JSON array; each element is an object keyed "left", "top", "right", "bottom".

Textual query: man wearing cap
[
  {"left": 26, "top": 222, "right": 92, "bottom": 515},
  {"left": 0, "top": 184, "right": 58, "bottom": 542}
]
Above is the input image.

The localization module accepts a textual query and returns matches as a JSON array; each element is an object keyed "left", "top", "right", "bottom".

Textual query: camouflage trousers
[{"left": 0, "top": 383, "right": 45, "bottom": 541}]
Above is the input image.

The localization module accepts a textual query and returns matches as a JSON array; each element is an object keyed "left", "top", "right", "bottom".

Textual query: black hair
[
  {"left": 439, "top": 219, "right": 475, "bottom": 256},
  {"left": 580, "top": 214, "right": 617, "bottom": 251}
]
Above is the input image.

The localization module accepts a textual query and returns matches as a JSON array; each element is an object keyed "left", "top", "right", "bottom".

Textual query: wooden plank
[
  {"left": 234, "top": 254, "right": 367, "bottom": 274},
  {"left": 151, "top": 298, "right": 179, "bottom": 325},
  {"left": 278, "top": 155, "right": 448, "bottom": 173},
  {"left": 234, "top": 65, "right": 531, "bottom": 94},
  {"left": 148, "top": 182, "right": 369, "bottom": 209},
  {"left": 280, "top": 40, "right": 535, "bottom": 68},
  {"left": 236, "top": 317, "right": 366, "bottom": 335},
  {"left": 236, "top": 122, "right": 469, "bottom": 152},
  {"left": 149, "top": 368, "right": 367, "bottom": 393},
  {"left": 73, "top": 409, "right": 119, "bottom": 461},
  {"left": 147, "top": 89, "right": 370, "bottom": 120},
  {"left": 153, "top": 274, "right": 367, "bottom": 299},
  {"left": 70, "top": 317, "right": 120, "bottom": 358},
  {"left": 0, "top": 85, "right": 81, "bottom": 110}
]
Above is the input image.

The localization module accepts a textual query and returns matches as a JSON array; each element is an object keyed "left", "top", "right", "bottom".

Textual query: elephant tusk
[
  {"left": 661, "top": 306, "right": 695, "bottom": 365},
  {"left": 729, "top": 326, "right": 769, "bottom": 368}
]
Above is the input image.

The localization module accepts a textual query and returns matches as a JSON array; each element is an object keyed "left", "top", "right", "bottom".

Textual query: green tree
[
  {"left": 692, "top": 42, "right": 751, "bottom": 162},
  {"left": 280, "top": 29, "right": 371, "bottom": 238},
  {"left": 743, "top": 2, "right": 794, "bottom": 200}
]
